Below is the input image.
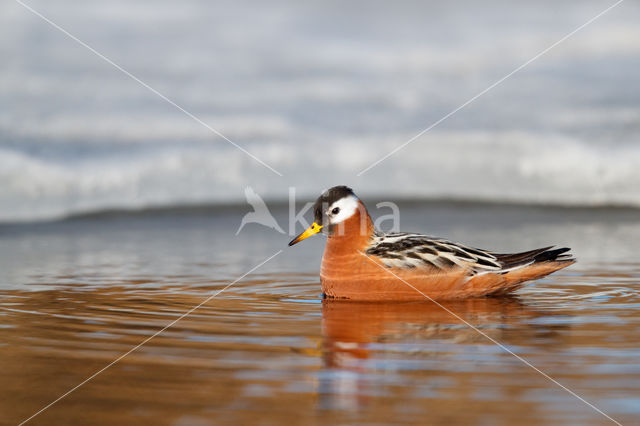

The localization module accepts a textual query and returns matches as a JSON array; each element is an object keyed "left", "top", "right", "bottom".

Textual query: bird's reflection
[{"left": 317, "top": 296, "right": 561, "bottom": 411}]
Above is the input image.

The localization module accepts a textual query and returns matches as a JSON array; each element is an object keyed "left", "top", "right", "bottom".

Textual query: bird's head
[{"left": 289, "top": 186, "right": 365, "bottom": 246}]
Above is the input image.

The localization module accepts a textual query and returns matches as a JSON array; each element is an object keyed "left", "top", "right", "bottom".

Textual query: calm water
[{"left": 1, "top": 203, "right": 640, "bottom": 425}]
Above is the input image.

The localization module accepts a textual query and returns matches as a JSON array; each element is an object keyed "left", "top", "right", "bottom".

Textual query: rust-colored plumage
[{"left": 290, "top": 186, "right": 575, "bottom": 301}]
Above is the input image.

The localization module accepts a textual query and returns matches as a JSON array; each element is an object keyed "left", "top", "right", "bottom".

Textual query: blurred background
[{"left": 1, "top": 0, "right": 639, "bottom": 223}]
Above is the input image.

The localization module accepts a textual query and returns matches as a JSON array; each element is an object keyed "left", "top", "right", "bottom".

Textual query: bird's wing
[{"left": 365, "top": 232, "right": 503, "bottom": 273}]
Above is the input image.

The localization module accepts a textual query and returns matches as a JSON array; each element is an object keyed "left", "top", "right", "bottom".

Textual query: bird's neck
[{"left": 325, "top": 203, "right": 374, "bottom": 254}]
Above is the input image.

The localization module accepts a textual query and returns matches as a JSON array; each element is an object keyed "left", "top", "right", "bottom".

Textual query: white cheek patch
[{"left": 328, "top": 195, "right": 359, "bottom": 225}]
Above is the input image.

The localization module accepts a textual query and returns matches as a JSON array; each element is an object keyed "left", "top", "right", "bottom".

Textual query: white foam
[{"left": 2, "top": 130, "right": 640, "bottom": 222}]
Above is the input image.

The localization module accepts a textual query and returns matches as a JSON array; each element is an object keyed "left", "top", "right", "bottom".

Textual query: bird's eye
[{"left": 331, "top": 207, "right": 340, "bottom": 215}]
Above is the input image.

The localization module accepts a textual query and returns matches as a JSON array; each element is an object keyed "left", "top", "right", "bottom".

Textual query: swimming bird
[{"left": 288, "top": 186, "right": 575, "bottom": 301}]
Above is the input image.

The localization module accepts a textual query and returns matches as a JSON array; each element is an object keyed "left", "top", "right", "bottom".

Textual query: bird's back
[{"left": 321, "top": 230, "right": 575, "bottom": 301}]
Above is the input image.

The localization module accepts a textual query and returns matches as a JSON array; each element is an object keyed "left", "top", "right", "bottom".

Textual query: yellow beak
[{"left": 288, "top": 222, "right": 323, "bottom": 246}]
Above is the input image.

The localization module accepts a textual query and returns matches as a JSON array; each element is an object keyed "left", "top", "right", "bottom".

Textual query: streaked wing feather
[{"left": 366, "top": 233, "right": 502, "bottom": 273}]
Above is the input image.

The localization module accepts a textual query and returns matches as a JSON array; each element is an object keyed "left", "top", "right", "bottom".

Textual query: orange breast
[
  {"left": 321, "top": 252, "right": 571, "bottom": 301},
  {"left": 321, "top": 249, "right": 471, "bottom": 301},
  {"left": 319, "top": 206, "right": 572, "bottom": 301}
]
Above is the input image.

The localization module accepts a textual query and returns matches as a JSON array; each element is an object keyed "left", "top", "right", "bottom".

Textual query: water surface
[{"left": 1, "top": 203, "right": 639, "bottom": 425}]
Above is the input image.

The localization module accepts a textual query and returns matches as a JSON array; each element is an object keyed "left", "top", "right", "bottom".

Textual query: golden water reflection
[{"left": 1, "top": 277, "right": 638, "bottom": 425}]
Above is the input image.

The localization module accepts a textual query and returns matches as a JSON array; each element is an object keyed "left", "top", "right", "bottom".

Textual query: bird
[
  {"left": 288, "top": 185, "right": 575, "bottom": 301},
  {"left": 236, "top": 186, "right": 284, "bottom": 235}
]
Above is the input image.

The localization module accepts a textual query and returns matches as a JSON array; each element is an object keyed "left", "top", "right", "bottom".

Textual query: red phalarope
[{"left": 289, "top": 186, "right": 574, "bottom": 301}]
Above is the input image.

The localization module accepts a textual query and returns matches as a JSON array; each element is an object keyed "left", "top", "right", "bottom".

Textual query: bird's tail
[
  {"left": 493, "top": 246, "right": 574, "bottom": 271},
  {"left": 482, "top": 246, "right": 575, "bottom": 296}
]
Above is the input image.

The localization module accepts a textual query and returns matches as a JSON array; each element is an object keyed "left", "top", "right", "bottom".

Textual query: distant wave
[{"left": 2, "top": 131, "right": 640, "bottom": 223}]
